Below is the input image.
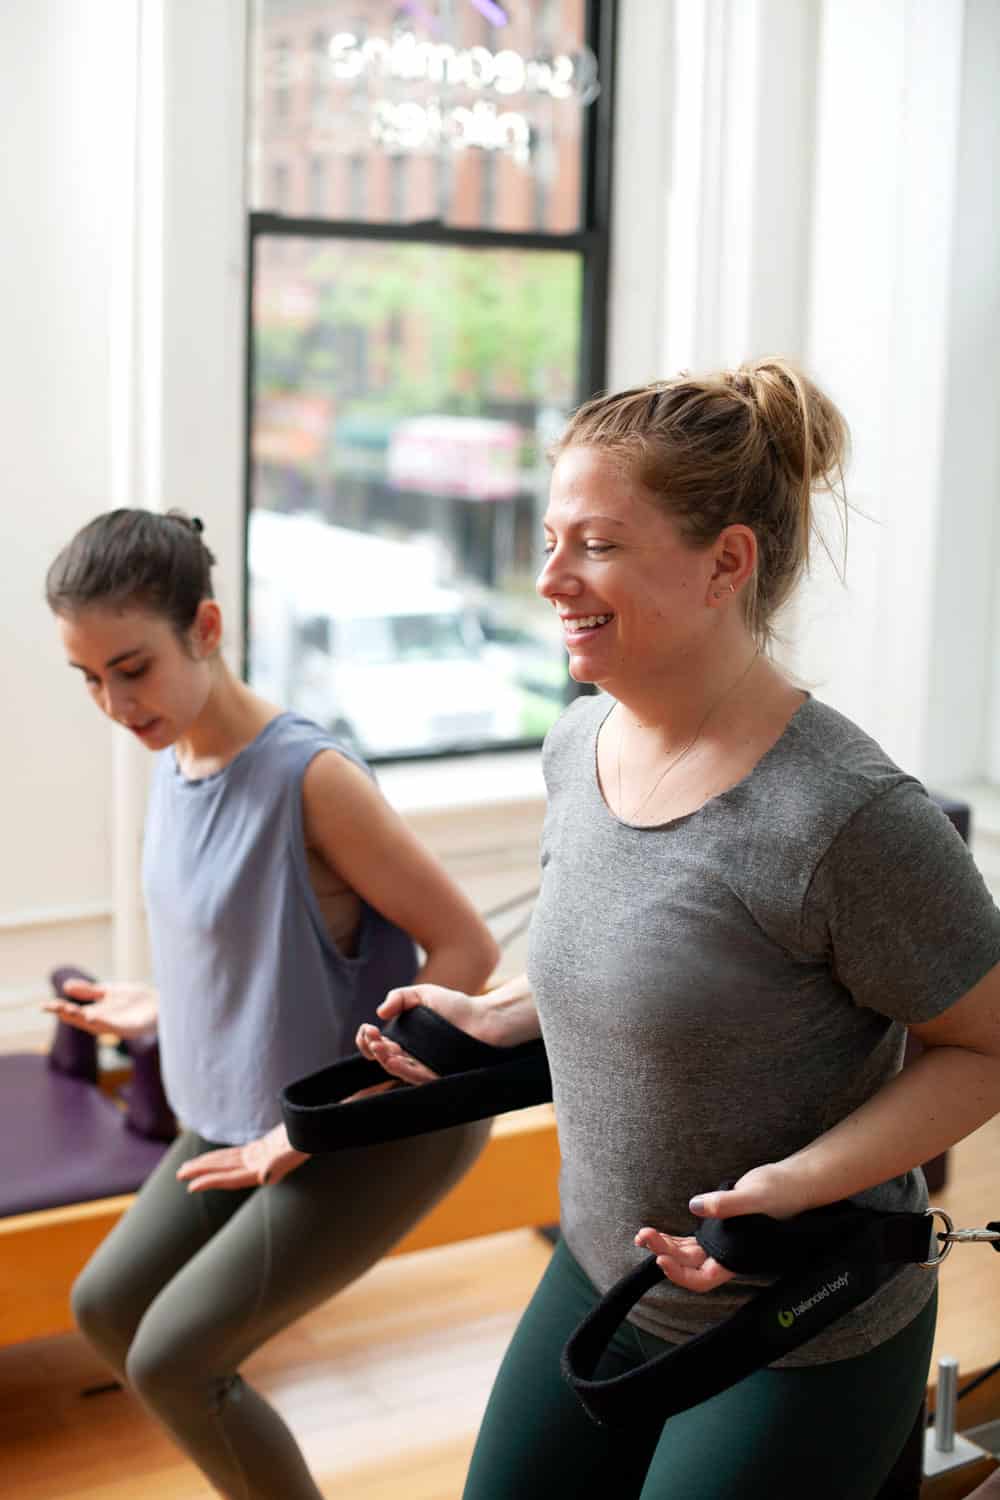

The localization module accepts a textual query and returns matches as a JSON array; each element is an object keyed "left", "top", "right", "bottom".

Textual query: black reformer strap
[
  {"left": 562, "top": 1198, "right": 940, "bottom": 1431},
  {"left": 281, "top": 1006, "right": 551, "bottom": 1153},
  {"left": 281, "top": 1022, "right": 993, "bottom": 1430}
]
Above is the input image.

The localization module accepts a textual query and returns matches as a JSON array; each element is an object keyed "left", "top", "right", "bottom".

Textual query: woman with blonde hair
[{"left": 357, "top": 359, "right": 1000, "bottom": 1498}]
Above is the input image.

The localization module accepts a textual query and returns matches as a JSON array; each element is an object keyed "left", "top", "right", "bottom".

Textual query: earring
[{"left": 713, "top": 584, "right": 737, "bottom": 599}]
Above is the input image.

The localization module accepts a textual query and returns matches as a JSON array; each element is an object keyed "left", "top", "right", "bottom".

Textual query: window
[
  {"left": 388, "top": 154, "right": 408, "bottom": 222},
  {"left": 347, "top": 153, "right": 365, "bottom": 218},
  {"left": 253, "top": 1, "right": 601, "bottom": 232},
  {"left": 309, "top": 30, "right": 327, "bottom": 118},
  {"left": 479, "top": 151, "right": 498, "bottom": 230},
  {"left": 271, "top": 36, "right": 291, "bottom": 122},
  {"left": 247, "top": 1, "right": 613, "bottom": 761},
  {"left": 271, "top": 161, "right": 290, "bottom": 212},
  {"left": 435, "top": 147, "right": 452, "bottom": 221},
  {"left": 308, "top": 155, "right": 327, "bottom": 216}
]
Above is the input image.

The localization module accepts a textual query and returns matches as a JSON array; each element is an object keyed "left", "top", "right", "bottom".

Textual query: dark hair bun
[
  {"left": 46, "top": 507, "right": 217, "bottom": 634},
  {"left": 165, "top": 507, "right": 206, "bottom": 538}
]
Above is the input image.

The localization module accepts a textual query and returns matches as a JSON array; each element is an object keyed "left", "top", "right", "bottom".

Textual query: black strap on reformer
[
  {"left": 280, "top": 1006, "right": 551, "bottom": 1153},
  {"left": 562, "top": 1199, "right": 939, "bottom": 1431}
]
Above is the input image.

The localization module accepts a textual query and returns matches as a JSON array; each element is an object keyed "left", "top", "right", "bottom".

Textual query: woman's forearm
[
  {"left": 475, "top": 972, "right": 540, "bottom": 1046},
  {"left": 780, "top": 1045, "right": 1000, "bottom": 1210},
  {"left": 405, "top": 970, "right": 539, "bottom": 1047},
  {"left": 363, "top": 970, "right": 539, "bottom": 1079},
  {"left": 413, "top": 929, "right": 500, "bottom": 1000}
]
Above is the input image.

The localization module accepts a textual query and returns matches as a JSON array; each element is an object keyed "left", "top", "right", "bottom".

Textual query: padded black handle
[
  {"left": 382, "top": 1005, "right": 529, "bottom": 1074},
  {"left": 281, "top": 1008, "right": 551, "bottom": 1153}
]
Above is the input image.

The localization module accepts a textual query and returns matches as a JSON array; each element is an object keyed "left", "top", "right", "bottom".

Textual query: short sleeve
[{"left": 800, "top": 782, "right": 1000, "bottom": 1022}]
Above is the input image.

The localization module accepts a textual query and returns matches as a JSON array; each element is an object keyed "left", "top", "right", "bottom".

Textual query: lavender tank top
[{"left": 142, "top": 713, "right": 417, "bottom": 1143}]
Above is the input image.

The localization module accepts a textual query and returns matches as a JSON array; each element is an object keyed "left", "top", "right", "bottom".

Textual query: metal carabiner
[
  {"left": 920, "top": 1208, "right": 955, "bottom": 1267},
  {"left": 941, "top": 1226, "right": 1000, "bottom": 1246},
  {"left": 920, "top": 1208, "right": 1000, "bottom": 1268}
]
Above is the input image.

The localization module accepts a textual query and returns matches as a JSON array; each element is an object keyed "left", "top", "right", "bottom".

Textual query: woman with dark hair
[
  {"left": 358, "top": 360, "right": 1000, "bottom": 1499},
  {"left": 44, "top": 507, "right": 499, "bottom": 1500}
]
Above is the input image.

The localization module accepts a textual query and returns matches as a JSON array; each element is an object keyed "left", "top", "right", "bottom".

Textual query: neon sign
[
  {"left": 269, "top": 26, "right": 600, "bottom": 166},
  {"left": 371, "top": 97, "right": 531, "bottom": 164},
  {"left": 323, "top": 33, "right": 599, "bottom": 105}
]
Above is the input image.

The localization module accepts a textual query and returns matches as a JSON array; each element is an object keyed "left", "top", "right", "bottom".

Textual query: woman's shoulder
[
  {"left": 782, "top": 697, "right": 910, "bottom": 787},
  {"left": 772, "top": 698, "right": 984, "bottom": 916},
  {"left": 540, "top": 693, "right": 607, "bottom": 783},
  {"left": 543, "top": 691, "right": 608, "bottom": 747},
  {"left": 719, "top": 696, "right": 922, "bottom": 907},
  {"left": 751, "top": 696, "right": 919, "bottom": 834},
  {"left": 251, "top": 712, "right": 372, "bottom": 774}
]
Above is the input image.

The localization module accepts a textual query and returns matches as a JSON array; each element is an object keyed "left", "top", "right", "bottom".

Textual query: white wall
[
  {"left": 798, "top": 0, "right": 1000, "bottom": 785},
  {"left": 613, "top": 0, "right": 1000, "bottom": 787},
  {"left": 797, "top": 0, "right": 968, "bottom": 777},
  {"left": 160, "top": 0, "right": 247, "bottom": 622},
  {"left": 0, "top": 0, "right": 247, "bottom": 1019},
  {"left": 938, "top": 0, "right": 1000, "bottom": 784},
  {"left": 0, "top": 2, "right": 127, "bottom": 998}
]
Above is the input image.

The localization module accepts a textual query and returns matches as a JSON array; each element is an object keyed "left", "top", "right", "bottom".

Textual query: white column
[
  {"left": 796, "top": 0, "right": 974, "bottom": 782},
  {"left": 609, "top": 0, "right": 822, "bottom": 381},
  {"left": 160, "top": 0, "right": 248, "bottom": 667},
  {"left": 609, "top": 0, "right": 822, "bottom": 671},
  {"left": 109, "top": 0, "right": 162, "bottom": 981},
  {"left": 660, "top": 0, "right": 821, "bottom": 376},
  {"left": 606, "top": 0, "right": 674, "bottom": 388},
  {"left": 930, "top": 0, "right": 1000, "bottom": 786},
  {"left": 107, "top": 0, "right": 249, "bottom": 980}
]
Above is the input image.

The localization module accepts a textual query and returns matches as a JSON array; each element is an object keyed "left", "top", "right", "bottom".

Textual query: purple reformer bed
[{"left": 0, "top": 967, "right": 174, "bottom": 1220}]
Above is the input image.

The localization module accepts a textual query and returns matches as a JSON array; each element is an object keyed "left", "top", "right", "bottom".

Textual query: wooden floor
[
  {"left": 0, "top": 1229, "right": 553, "bottom": 1500},
  {"left": 928, "top": 1112, "right": 1000, "bottom": 1380},
  {"left": 3, "top": 1114, "right": 1000, "bottom": 1500}
]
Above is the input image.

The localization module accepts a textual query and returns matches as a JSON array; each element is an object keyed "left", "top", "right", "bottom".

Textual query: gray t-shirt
[{"left": 528, "top": 693, "right": 1000, "bottom": 1362}]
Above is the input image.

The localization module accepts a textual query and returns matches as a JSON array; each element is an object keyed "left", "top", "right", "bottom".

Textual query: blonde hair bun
[{"left": 733, "top": 357, "right": 849, "bottom": 497}]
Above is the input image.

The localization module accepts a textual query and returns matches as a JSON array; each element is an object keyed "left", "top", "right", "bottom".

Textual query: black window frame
[{"left": 243, "top": 0, "right": 617, "bottom": 763}]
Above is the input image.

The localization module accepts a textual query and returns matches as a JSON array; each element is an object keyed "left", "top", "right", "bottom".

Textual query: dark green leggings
[{"left": 464, "top": 1238, "right": 936, "bottom": 1500}]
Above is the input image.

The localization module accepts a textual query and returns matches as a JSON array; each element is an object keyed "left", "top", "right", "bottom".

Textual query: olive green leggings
[
  {"left": 464, "top": 1237, "right": 936, "bottom": 1500},
  {"left": 72, "top": 1122, "right": 488, "bottom": 1500}
]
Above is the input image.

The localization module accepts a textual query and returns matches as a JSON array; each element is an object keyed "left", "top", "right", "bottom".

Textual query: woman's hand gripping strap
[
  {"left": 280, "top": 1005, "right": 551, "bottom": 1153},
  {"left": 563, "top": 1197, "right": 937, "bottom": 1430}
]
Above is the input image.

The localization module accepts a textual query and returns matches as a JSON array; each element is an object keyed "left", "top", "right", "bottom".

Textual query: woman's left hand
[
  {"left": 176, "top": 1123, "right": 309, "bottom": 1193},
  {"left": 635, "top": 1162, "right": 808, "bottom": 1293},
  {"left": 175, "top": 1077, "right": 396, "bottom": 1193}
]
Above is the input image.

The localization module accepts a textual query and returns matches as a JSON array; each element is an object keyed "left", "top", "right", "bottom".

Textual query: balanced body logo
[{"left": 777, "top": 1271, "right": 851, "bottom": 1329}]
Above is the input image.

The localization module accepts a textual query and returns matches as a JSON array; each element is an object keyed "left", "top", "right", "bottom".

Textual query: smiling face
[
  {"left": 57, "top": 603, "right": 218, "bottom": 751},
  {"left": 537, "top": 445, "right": 721, "bottom": 689}
]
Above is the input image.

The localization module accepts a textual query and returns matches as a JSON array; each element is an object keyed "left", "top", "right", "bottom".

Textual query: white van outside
[{"left": 247, "top": 509, "right": 524, "bottom": 758}]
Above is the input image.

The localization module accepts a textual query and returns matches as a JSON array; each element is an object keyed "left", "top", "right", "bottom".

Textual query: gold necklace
[{"left": 616, "top": 651, "right": 760, "bottom": 824}]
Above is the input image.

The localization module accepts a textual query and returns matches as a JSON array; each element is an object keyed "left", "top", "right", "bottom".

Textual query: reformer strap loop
[
  {"left": 694, "top": 1194, "right": 935, "bottom": 1274},
  {"left": 281, "top": 1007, "right": 551, "bottom": 1153},
  {"left": 562, "top": 1199, "right": 936, "bottom": 1430}
]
